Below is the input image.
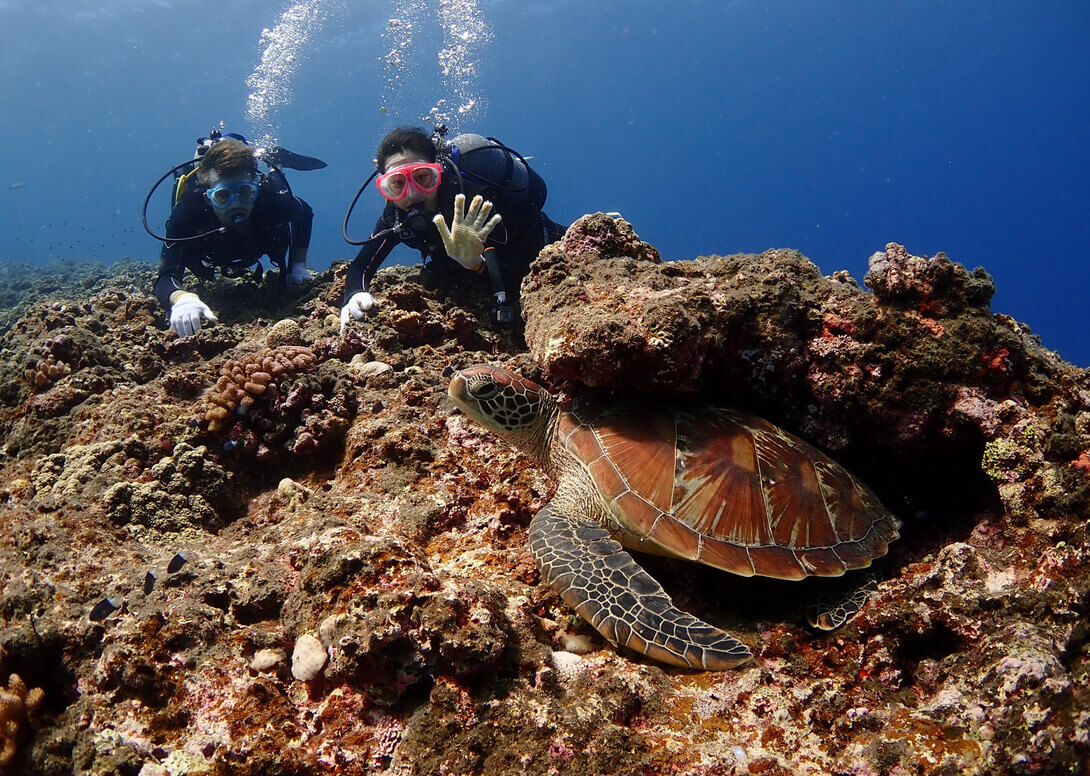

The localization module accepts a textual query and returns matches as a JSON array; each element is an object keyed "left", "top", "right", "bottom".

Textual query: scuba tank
[
  {"left": 442, "top": 133, "right": 548, "bottom": 218},
  {"left": 159, "top": 133, "right": 217, "bottom": 211}
]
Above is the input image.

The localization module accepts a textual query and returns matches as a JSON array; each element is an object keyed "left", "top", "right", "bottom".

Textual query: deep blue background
[{"left": 1, "top": 1, "right": 1087, "bottom": 364}]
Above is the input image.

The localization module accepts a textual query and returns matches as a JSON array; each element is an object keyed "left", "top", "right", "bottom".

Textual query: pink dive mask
[{"left": 375, "top": 162, "right": 442, "bottom": 202}]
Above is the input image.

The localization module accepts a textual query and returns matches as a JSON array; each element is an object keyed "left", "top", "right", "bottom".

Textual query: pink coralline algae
[{"left": 558, "top": 212, "right": 662, "bottom": 265}]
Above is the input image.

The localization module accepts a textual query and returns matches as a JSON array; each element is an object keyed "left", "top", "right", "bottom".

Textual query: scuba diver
[
  {"left": 147, "top": 130, "right": 324, "bottom": 338},
  {"left": 340, "top": 126, "right": 566, "bottom": 332}
]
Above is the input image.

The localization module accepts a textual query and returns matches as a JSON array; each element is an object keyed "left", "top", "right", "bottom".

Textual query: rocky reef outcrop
[{"left": 0, "top": 222, "right": 1087, "bottom": 775}]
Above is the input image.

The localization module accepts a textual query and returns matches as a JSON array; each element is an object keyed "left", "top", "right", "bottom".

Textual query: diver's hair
[
  {"left": 376, "top": 127, "right": 437, "bottom": 173},
  {"left": 197, "top": 138, "right": 259, "bottom": 185}
]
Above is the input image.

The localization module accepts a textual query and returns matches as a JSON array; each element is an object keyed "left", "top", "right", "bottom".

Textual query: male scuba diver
[
  {"left": 340, "top": 126, "right": 566, "bottom": 332},
  {"left": 151, "top": 132, "right": 322, "bottom": 338}
]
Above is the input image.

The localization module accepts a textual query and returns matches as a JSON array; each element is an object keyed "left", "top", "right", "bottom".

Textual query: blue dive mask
[{"left": 206, "top": 179, "right": 260, "bottom": 209}]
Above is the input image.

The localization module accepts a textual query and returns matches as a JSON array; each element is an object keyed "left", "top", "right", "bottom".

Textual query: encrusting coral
[{"left": 0, "top": 673, "right": 44, "bottom": 766}]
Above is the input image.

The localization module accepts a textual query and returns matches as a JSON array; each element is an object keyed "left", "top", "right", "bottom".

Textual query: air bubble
[
  {"left": 382, "top": 0, "right": 492, "bottom": 127},
  {"left": 245, "top": 0, "right": 346, "bottom": 148}
]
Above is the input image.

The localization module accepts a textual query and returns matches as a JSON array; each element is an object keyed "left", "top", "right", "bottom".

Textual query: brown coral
[
  {"left": 264, "top": 318, "right": 304, "bottom": 348},
  {"left": 0, "top": 673, "right": 44, "bottom": 766},
  {"left": 24, "top": 353, "right": 71, "bottom": 390},
  {"left": 202, "top": 345, "right": 317, "bottom": 430}
]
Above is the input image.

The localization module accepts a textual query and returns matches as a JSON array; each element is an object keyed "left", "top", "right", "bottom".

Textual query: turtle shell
[{"left": 557, "top": 403, "right": 900, "bottom": 580}]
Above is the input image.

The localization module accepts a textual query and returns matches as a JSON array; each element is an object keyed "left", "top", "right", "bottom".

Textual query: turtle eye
[{"left": 468, "top": 380, "right": 501, "bottom": 401}]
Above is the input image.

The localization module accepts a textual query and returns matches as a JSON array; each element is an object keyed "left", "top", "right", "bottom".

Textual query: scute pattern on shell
[{"left": 566, "top": 403, "right": 900, "bottom": 580}]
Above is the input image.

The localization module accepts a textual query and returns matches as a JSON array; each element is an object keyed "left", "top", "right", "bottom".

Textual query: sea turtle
[{"left": 448, "top": 364, "right": 901, "bottom": 670}]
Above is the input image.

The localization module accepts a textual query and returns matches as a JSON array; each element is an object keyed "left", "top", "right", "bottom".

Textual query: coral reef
[
  {"left": 265, "top": 317, "right": 305, "bottom": 348},
  {"left": 0, "top": 237, "right": 1086, "bottom": 775},
  {"left": 0, "top": 673, "right": 44, "bottom": 766},
  {"left": 198, "top": 345, "right": 362, "bottom": 462},
  {"left": 101, "top": 442, "right": 237, "bottom": 533},
  {"left": 201, "top": 345, "right": 319, "bottom": 429}
]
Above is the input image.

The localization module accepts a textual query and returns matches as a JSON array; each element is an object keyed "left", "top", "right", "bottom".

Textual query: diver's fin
[{"left": 265, "top": 146, "right": 327, "bottom": 171}]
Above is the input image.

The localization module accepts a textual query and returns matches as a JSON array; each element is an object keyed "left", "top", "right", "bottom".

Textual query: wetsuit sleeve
[
  {"left": 154, "top": 197, "right": 206, "bottom": 310},
  {"left": 343, "top": 215, "right": 399, "bottom": 304},
  {"left": 287, "top": 195, "right": 314, "bottom": 269}
]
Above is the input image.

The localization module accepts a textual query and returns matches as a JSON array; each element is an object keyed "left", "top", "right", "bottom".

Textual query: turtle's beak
[{"left": 447, "top": 373, "right": 470, "bottom": 412}]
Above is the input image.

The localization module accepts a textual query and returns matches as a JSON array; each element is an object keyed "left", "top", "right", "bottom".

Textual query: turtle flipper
[
  {"left": 529, "top": 504, "right": 752, "bottom": 670},
  {"left": 806, "top": 575, "right": 879, "bottom": 631}
]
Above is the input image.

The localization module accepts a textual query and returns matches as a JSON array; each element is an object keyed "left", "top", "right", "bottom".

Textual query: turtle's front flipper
[{"left": 530, "top": 504, "right": 752, "bottom": 670}]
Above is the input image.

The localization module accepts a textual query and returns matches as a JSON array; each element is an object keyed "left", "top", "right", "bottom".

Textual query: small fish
[
  {"left": 89, "top": 597, "right": 122, "bottom": 622},
  {"left": 167, "top": 552, "right": 188, "bottom": 573},
  {"left": 8, "top": 181, "right": 25, "bottom": 190}
]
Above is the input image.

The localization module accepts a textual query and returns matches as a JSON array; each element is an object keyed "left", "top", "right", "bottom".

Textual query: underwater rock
[
  {"left": 558, "top": 212, "right": 661, "bottom": 265},
  {"left": 865, "top": 241, "right": 996, "bottom": 315},
  {"left": 101, "top": 442, "right": 237, "bottom": 533},
  {"left": 0, "top": 249, "right": 1086, "bottom": 775},
  {"left": 522, "top": 226, "right": 1084, "bottom": 460},
  {"left": 348, "top": 358, "right": 394, "bottom": 380},
  {"left": 250, "top": 648, "right": 285, "bottom": 672}
]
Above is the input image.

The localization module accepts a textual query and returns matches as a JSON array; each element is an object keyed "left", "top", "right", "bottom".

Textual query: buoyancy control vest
[{"left": 443, "top": 134, "right": 547, "bottom": 222}]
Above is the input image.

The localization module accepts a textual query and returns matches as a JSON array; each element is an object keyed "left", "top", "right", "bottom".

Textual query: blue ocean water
[{"left": 1, "top": 1, "right": 1087, "bottom": 364}]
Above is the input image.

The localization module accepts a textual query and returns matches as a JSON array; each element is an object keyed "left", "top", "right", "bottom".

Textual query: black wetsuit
[
  {"left": 154, "top": 170, "right": 313, "bottom": 309},
  {"left": 343, "top": 168, "right": 565, "bottom": 307}
]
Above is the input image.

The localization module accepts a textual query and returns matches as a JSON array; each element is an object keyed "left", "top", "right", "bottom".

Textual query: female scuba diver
[
  {"left": 153, "top": 135, "right": 316, "bottom": 338},
  {"left": 339, "top": 126, "right": 566, "bottom": 332}
]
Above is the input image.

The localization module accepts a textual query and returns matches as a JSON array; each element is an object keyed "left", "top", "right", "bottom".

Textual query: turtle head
[{"left": 448, "top": 364, "right": 555, "bottom": 455}]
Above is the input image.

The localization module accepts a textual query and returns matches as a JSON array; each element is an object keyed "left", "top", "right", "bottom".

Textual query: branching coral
[
  {"left": 24, "top": 333, "right": 78, "bottom": 391},
  {"left": 25, "top": 353, "right": 71, "bottom": 390},
  {"left": 198, "top": 344, "right": 358, "bottom": 462},
  {"left": 202, "top": 345, "right": 318, "bottom": 430},
  {"left": 0, "top": 673, "right": 44, "bottom": 766}
]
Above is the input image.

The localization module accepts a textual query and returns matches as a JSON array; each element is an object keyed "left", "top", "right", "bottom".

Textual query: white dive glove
[
  {"left": 169, "top": 292, "right": 217, "bottom": 338},
  {"left": 433, "top": 193, "right": 502, "bottom": 271},
  {"left": 289, "top": 262, "right": 315, "bottom": 284},
  {"left": 339, "top": 291, "right": 374, "bottom": 334}
]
